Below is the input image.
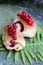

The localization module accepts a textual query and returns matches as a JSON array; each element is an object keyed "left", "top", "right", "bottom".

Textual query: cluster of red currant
[
  {"left": 7, "top": 24, "right": 18, "bottom": 47},
  {"left": 17, "top": 11, "right": 34, "bottom": 26},
  {"left": 7, "top": 23, "right": 17, "bottom": 40}
]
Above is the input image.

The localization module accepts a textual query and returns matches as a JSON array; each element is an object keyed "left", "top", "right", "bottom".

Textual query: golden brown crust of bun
[{"left": 3, "top": 26, "right": 26, "bottom": 49}]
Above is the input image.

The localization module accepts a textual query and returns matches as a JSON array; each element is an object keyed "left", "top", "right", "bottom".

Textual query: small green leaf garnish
[
  {"left": 14, "top": 51, "right": 19, "bottom": 63},
  {"left": 26, "top": 47, "right": 37, "bottom": 61},
  {"left": 7, "top": 51, "right": 12, "bottom": 59},
  {"left": 0, "top": 47, "right": 6, "bottom": 51},
  {"left": 20, "top": 50, "right": 26, "bottom": 64},
  {"left": 24, "top": 49, "right": 32, "bottom": 64},
  {"left": 37, "top": 54, "right": 43, "bottom": 61}
]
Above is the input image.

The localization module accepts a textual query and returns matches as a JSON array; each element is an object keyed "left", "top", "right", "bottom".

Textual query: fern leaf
[
  {"left": 36, "top": 27, "right": 42, "bottom": 42},
  {"left": 0, "top": 40, "right": 3, "bottom": 47},
  {"left": 0, "top": 47, "right": 6, "bottom": 51},
  {"left": 38, "top": 48, "right": 43, "bottom": 57},
  {"left": 26, "top": 47, "right": 37, "bottom": 61},
  {"left": 24, "top": 49, "right": 32, "bottom": 64},
  {"left": 20, "top": 50, "right": 26, "bottom": 64},
  {"left": 29, "top": 38, "right": 33, "bottom": 43},
  {"left": 7, "top": 51, "right": 12, "bottom": 59},
  {"left": 14, "top": 52, "right": 19, "bottom": 63},
  {"left": 0, "top": 34, "right": 2, "bottom": 40},
  {"left": 37, "top": 54, "right": 43, "bottom": 61},
  {"left": 38, "top": 45, "right": 43, "bottom": 52}
]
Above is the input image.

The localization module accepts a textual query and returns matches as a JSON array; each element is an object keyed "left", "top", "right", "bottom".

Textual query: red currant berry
[
  {"left": 23, "top": 13, "right": 26, "bottom": 17},
  {"left": 26, "top": 16, "right": 29, "bottom": 20},
  {"left": 27, "top": 14, "right": 31, "bottom": 17},
  {"left": 31, "top": 21, "right": 34, "bottom": 26},
  {"left": 22, "top": 11, "right": 26, "bottom": 14},
  {"left": 17, "top": 13, "right": 21, "bottom": 16},
  {"left": 7, "top": 25, "right": 11, "bottom": 29},
  {"left": 9, "top": 31, "right": 12, "bottom": 35},
  {"left": 13, "top": 24, "right": 16, "bottom": 29},
  {"left": 12, "top": 29, "right": 16, "bottom": 33}
]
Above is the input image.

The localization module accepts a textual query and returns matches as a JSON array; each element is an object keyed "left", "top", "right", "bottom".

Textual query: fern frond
[
  {"left": 26, "top": 47, "right": 37, "bottom": 61},
  {"left": 14, "top": 51, "right": 19, "bottom": 63},
  {"left": 0, "top": 34, "right": 2, "bottom": 40},
  {"left": 38, "top": 47, "right": 43, "bottom": 57},
  {"left": 20, "top": 49, "right": 26, "bottom": 64},
  {"left": 38, "top": 44, "right": 43, "bottom": 51},
  {"left": 0, "top": 40, "right": 3, "bottom": 47},
  {"left": 7, "top": 51, "right": 12, "bottom": 59},
  {"left": 0, "top": 47, "right": 6, "bottom": 51},
  {"left": 37, "top": 54, "right": 43, "bottom": 62},
  {"left": 24, "top": 49, "right": 32, "bottom": 64}
]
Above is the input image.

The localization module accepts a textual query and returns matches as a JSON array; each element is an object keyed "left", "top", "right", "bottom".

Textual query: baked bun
[
  {"left": 2, "top": 24, "right": 26, "bottom": 51},
  {"left": 14, "top": 11, "right": 37, "bottom": 37}
]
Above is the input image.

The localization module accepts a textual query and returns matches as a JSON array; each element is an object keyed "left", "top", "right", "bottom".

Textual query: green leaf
[
  {"left": 29, "top": 38, "right": 33, "bottom": 43},
  {"left": 37, "top": 54, "right": 43, "bottom": 61},
  {"left": 7, "top": 51, "right": 12, "bottom": 59},
  {"left": 20, "top": 50, "right": 26, "bottom": 64},
  {"left": 0, "top": 34, "right": 2, "bottom": 40},
  {"left": 33, "top": 36, "right": 37, "bottom": 43},
  {"left": 26, "top": 47, "right": 37, "bottom": 61},
  {"left": 38, "top": 45, "right": 43, "bottom": 52},
  {"left": 0, "top": 47, "right": 6, "bottom": 51},
  {"left": 24, "top": 49, "right": 32, "bottom": 64},
  {"left": 36, "top": 26, "right": 42, "bottom": 42},
  {"left": 0, "top": 40, "right": 3, "bottom": 47},
  {"left": 14, "top": 51, "right": 19, "bottom": 63},
  {"left": 41, "top": 32, "right": 43, "bottom": 41},
  {"left": 38, "top": 47, "right": 43, "bottom": 57},
  {"left": 0, "top": 34, "right": 3, "bottom": 47}
]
